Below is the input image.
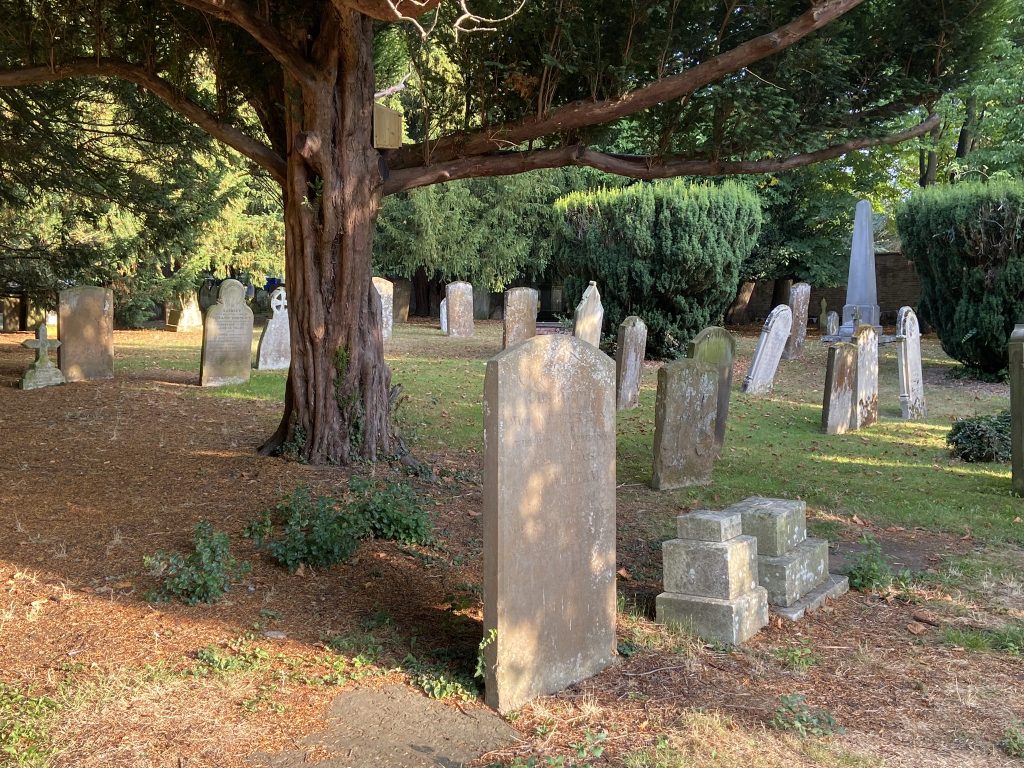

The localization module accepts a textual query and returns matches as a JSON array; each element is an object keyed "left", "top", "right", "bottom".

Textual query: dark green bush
[
  {"left": 144, "top": 520, "right": 250, "bottom": 604},
  {"left": 896, "top": 182, "right": 1024, "bottom": 373},
  {"left": 947, "top": 410, "right": 1011, "bottom": 462},
  {"left": 554, "top": 180, "right": 761, "bottom": 358}
]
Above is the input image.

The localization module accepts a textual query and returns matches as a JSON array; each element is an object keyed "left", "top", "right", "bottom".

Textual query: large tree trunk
[{"left": 259, "top": 10, "right": 394, "bottom": 465}]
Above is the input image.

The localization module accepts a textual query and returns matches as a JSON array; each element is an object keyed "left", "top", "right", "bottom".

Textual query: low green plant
[
  {"left": 772, "top": 694, "right": 842, "bottom": 737},
  {"left": 1001, "top": 722, "right": 1024, "bottom": 758},
  {"left": 143, "top": 520, "right": 250, "bottom": 605},
  {"left": 194, "top": 639, "right": 269, "bottom": 675},
  {"left": 348, "top": 476, "right": 433, "bottom": 544},
  {"left": 943, "top": 624, "right": 1024, "bottom": 655},
  {"left": 0, "top": 683, "right": 56, "bottom": 764},
  {"left": 773, "top": 642, "right": 819, "bottom": 671},
  {"left": 846, "top": 534, "right": 893, "bottom": 592},
  {"left": 947, "top": 410, "right": 1011, "bottom": 463},
  {"left": 571, "top": 729, "right": 607, "bottom": 760},
  {"left": 403, "top": 655, "right": 478, "bottom": 701}
]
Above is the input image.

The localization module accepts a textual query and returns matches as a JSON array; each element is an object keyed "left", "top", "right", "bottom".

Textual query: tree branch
[
  {"left": 389, "top": 0, "right": 866, "bottom": 170},
  {"left": 0, "top": 59, "right": 286, "bottom": 184},
  {"left": 172, "top": 0, "right": 319, "bottom": 86},
  {"left": 384, "top": 114, "right": 940, "bottom": 194}
]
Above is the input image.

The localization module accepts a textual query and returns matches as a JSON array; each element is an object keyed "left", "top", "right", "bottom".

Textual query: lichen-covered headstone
[
  {"left": 373, "top": 277, "right": 394, "bottom": 341},
  {"left": 782, "top": 283, "right": 811, "bottom": 360},
  {"left": 825, "top": 311, "right": 840, "bottom": 336},
  {"left": 58, "top": 286, "right": 113, "bottom": 382},
  {"left": 255, "top": 287, "right": 290, "bottom": 370},
  {"left": 652, "top": 360, "right": 719, "bottom": 490},
  {"left": 20, "top": 325, "right": 65, "bottom": 390},
  {"left": 840, "top": 200, "right": 881, "bottom": 336},
  {"left": 483, "top": 334, "right": 616, "bottom": 713},
  {"left": 200, "top": 278, "right": 254, "bottom": 387},
  {"left": 741, "top": 305, "right": 792, "bottom": 395},
  {"left": 446, "top": 282, "right": 474, "bottom": 338},
  {"left": 854, "top": 325, "right": 878, "bottom": 428},
  {"left": 439, "top": 298, "right": 448, "bottom": 334},
  {"left": 822, "top": 343, "right": 857, "bottom": 434},
  {"left": 573, "top": 281, "right": 603, "bottom": 347},
  {"left": 393, "top": 278, "right": 412, "bottom": 323},
  {"left": 502, "top": 288, "right": 538, "bottom": 349},
  {"left": 615, "top": 316, "right": 647, "bottom": 411},
  {"left": 165, "top": 293, "right": 203, "bottom": 332},
  {"left": 687, "top": 326, "right": 736, "bottom": 452},
  {"left": 896, "top": 307, "right": 926, "bottom": 419}
]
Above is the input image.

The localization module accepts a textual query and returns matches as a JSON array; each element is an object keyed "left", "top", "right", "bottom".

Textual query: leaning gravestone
[
  {"left": 652, "top": 360, "right": 719, "bottom": 490},
  {"left": 393, "top": 278, "right": 412, "bottom": 323},
  {"left": 825, "top": 311, "right": 840, "bottom": 336},
  {"left": 502, "top": 287, "right": 538, "bottom": 349},
  {"left": 896, "top": 307, "right": 926, "bottom": 419},
  {"left": 255, "top": 287, "right": 290, "bottom": 370},
  {"left": 573, "top": 281, "right": 603, "bottom": 347},
  {"left": 687, "top": 326, "right": 736, "bottom": 452},
  {"left": 483, "top": 334, "right": 616, "bottom": 713},
  {"left": 782, "top": 283, "right": 811, "bottom": 360},
  {"left": 58, "top": 286, "right": 114, "bottom": 382},
  {"left": 854, "top": 324, "right": 879, "bottom": 428},
  {"left": 742, "top": 305, "right": 792, "bottom": 395},
  {"left": 373, "top": 277, "right": 394, "bottom": 341},
  {"left": 20, "top": 325, "right": 65, "bottom": 390},
  {"left": 200, "top": 278, "right": 254, "bottom": 387},
  {"left": 439, "top": 298, "right": 448, "bottom": 334},
  {"left": 446, "top": 282, "right": 474, "bottom": 338},
  {"left": 821, "top": 343, "right": 857, "bottom": 434},
  {"left": 615, "top": 316, "right": 647, "bottom": 410}
]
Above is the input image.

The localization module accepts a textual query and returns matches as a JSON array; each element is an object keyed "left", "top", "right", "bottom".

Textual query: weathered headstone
[
  {"left": 687, "top": 326, "right": 736, "bottom": 452},
  {"left": 165, "top": 293, "right": 203, "bottom": 332},
  {"left": 20, "top": 325, "right": 65, "bottom": 390},
  {"left": 854, "top": 324, "right": 878, "bottom": 428},
  {"left": 741, "top": 305, "right": 792, "bottom": 395},
  {"left": 473, "top": 287, "right": 493, "bottom": 320},
  {"left": 446, "top": 282, "right": 474, "bottom": 338},
  {"left": 502, "top": 288, "right": 539, "bottom": 349},
  {"left": 255, "top": 287, "right": 290, "bottom": 370},
  {"left": 57, "top": 286, "right": 114, "bottom": 382},
  {"left": 819, "top": 298, "right": 827, "bottom": 327},
  {"left": 439, "top": 298, "right": 448, "bottom": 334},
  {"left": 825, "top": 311, "right": 840, "bottom": 336},
  {"left": 782, "top": 283, "right": 811, "bottom": 360},
  {"left": 573, "top": 281, "right": 603, "bottom": 348},
  {"left": 615, "top": 316, "right": 647, "bottom": 411},
  {"left": 200, "top": 278, "right": 254, "bottom": 387},
  {"left": 652, "top": 360, "right": 719, "bottom": 490},
  {"left": 198, "top": 279, "right": 219, "bottom": 312},
  {"left": 896, "top": 306, "right": 926, "bottom": 420},
  {"left": 373, "top": 277, "right": 394, "bottom": 341},
  {"left": 0, "top": 296, "right": 18, "bottom": 331},
  {"left": 483, "top": 334, "right": 616, "bottom": 713},
  {"left": 839, "top": 200, "right": 881, "bottom": 336},
  {"left": 1011, "top": 325, "right": 1024, "bottom": 495},
  {"left": 393, "top": 278, "right": 412, "bottom": 323},
  {"left": 821, "top": 343, "right": 857, "bottom": 435}
]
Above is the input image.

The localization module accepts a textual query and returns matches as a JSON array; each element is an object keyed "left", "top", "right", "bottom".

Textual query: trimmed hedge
[{"left": 896, "top": 182, "right": 1024, "bottom": 373}]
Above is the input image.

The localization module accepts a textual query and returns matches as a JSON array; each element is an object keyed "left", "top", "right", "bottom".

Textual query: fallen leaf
[
  {"left": 907, "top": 621, "right": 928, "bottom": 636},
  {"left": 294, "top": 563, "right": 305, "bottom": 576},
  {"left": 1014, "top": 517, "right": 1022, "bottom": 524},
  {"left": 852, "top": 515, "right": 867, "bottom": 526},
  {"left": 617, "top": 567, "right": 632, "bottom": 580}
]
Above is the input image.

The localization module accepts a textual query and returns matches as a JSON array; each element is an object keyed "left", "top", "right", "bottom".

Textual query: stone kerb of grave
[
  {"left": 58, "top": 286, "right": 114, "bottom": 382},
  {"left": 572, "top": 281, "right": 603, "bottom": 348},
  {"left": 502, "top": 288, "right": 539, "bottom": 349},
  {"left": 446, "top": 282, "right": 474, "bottom": 338},
  {"left": 615, "top": 316, "right": 647, "bottom": 410},
  {"left": 372, "top": 277, "right": 394, "bottom": 341},
  {"left": 651, "top": 360, "right": 718, "bottom": 490},
  {"left": 656, "top": 509, "right": 769, "bottom": 644},
  {"left": 742, "top": 305, "right": 792, "bottom": 395},
  {"left": 256, "top": 287, "right": 290, "bottom": 370},
  {"left": 728, "top": 497, "right": 848, "bottom": 621},
  {"left": 482, "top": 334, "right": 616, "bottom": 713},
  {"left": 687, "top": 326, "right": 736, "bottom": 453},
  {"left": 20, "top": 325, "right": 66, "bottom": 390},
  {"left": 200, "top": 278, "right": 254, "bottom": 387},
  {"left": 896, "top": 306, "right": 926, "bottom": 420}
]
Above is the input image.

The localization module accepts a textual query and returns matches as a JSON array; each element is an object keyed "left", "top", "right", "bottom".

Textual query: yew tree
[{"left": 0, "top": 0, "right": 1004, "bottom": 463}]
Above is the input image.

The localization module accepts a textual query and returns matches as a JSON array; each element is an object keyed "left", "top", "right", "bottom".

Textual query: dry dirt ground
[{"left": 0, "top": 326, "right": 1021, "bottom": 768}]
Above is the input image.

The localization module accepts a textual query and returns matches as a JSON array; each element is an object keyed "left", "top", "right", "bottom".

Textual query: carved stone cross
[{"left": 21, "top": 324, "right": 61, "bottom": 367}]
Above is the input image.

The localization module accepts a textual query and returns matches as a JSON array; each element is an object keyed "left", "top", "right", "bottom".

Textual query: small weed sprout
[
  {"left": 772, "top": 694, "right": 842, "bottom": 736},
  {"left": 1001, "top": 722, "right": 1024, "bottom": 758},
  {"left": 847, "top": 534, "right": 893, "bottom": 592}
]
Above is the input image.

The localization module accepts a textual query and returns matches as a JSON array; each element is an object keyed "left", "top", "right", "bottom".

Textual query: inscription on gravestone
[
  {"left": 652, "top": 360, "right": 719, "bottom": 490},
  {"left": 200, "top": 279, "right": 254, "bottom": 387}
]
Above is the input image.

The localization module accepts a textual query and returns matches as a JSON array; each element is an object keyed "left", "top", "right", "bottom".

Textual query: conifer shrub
[
  {"left": 554, "top": 180, "right": 762, "bottom": 358},
  {"left": 896, "top": 182, "right": 1024, "bottom": 374},
  {"left": 947, "top": 410, "right": 1012, "bottom": 462}
]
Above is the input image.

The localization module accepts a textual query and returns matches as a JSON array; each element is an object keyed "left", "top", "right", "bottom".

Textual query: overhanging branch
[
  {"left": 0, "top": 59, "right": 286, "bottom": 184},
  {"left": 383, "top": 114, "right": 940, "bottom": 194}
]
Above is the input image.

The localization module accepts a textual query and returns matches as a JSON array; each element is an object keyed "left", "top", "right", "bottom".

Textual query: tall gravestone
[
  {"left": 20, "top": 325, "right": 65, "bottom": 390},
  {"left": 58, "top": 286, "right": 114, "bottom": 382},
  {"left": 446, "top": 282, "right": 474, "bottom": 338},
  {"left": 896, "top": 307, "right": 926, "bottom": 419},
  {"left": 255, "top": 287, "right": 290, "bottom": 370},
  {"left": 200, "top": 279, "right": 254, "bottom": 387},
  {"left": 687, "top": 326, "right": 736, "bottom": 452},
  {"left": 373, "top": 277, "right": 394, "bottom": 341},
  {"left": 742, "top": 305, "right": 792, "bottom": 395},
  {"left": 854, "top": 325, "right": 879, "bottom": 428},
  {"left": 652, "top": 360, "right": 719, "bottom": 490},
  {"left": 502, "top": 288, "right": 539, "bottom": 349},
  {"left": 483, "top": 335, "right": 616, "bottom": 713},
  {"left": 573, "top": 281, "right": 603, "bottom": 348},
  {"left": 393, "top": 278, "right": 412, "bottom": 323},
  {"left": 1010, "top": 326, "right": 1024, "bottom": 495},
  {"left": 165, "top": 293, "right": 203, "bottom": 332},
  {"left": 615, "top": 316, "right": 647, "bottom": 411},
  {"left": 782, "top": 283, "right": 811, "bottom": 360},
  {"left": 839, "top": 200, "right": 881, "bottom": 337},
  {"left": 821, "top": 343, "right": 857, "bottom": 434},
  {"left": 825, "top": 311, "right": 840, "bottom": 336},
  {"left": 439, "top": 298, "right": 448, "bottom": 334}
]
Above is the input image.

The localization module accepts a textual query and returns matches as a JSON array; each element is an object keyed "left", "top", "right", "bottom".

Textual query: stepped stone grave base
[
  {"left": 656, "top": 587, "right": 768, "bottom": 645},
  {"left": 757, "top": 537, "right": 829, "bottom": 608},
  {"left": 773, "top": 574, "right": 850, "bottom": 622}
]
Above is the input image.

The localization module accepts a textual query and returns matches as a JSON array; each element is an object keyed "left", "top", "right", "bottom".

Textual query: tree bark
[{"left": 258, "top": 9, "right": 393, "bottom": 464}]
